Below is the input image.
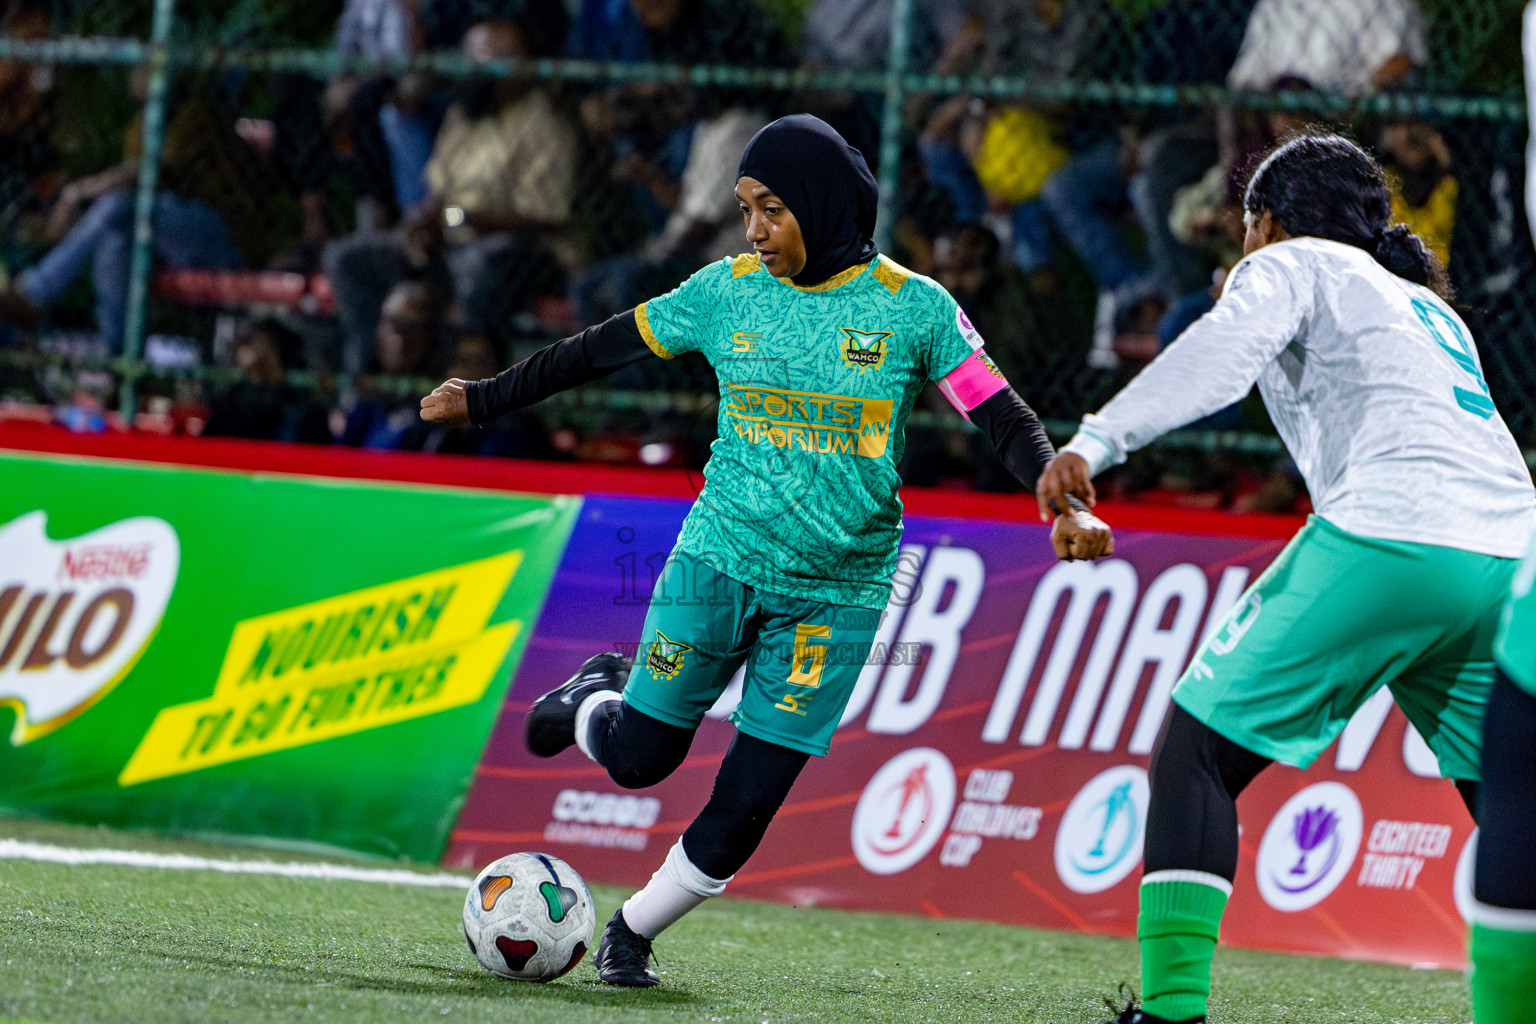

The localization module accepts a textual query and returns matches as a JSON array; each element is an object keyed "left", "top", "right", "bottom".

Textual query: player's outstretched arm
[
  {"left": 420, "top": 309, "right": 654, "bottom": 427},
  {"left": 955, "top": 372, "right": 1113, "bottom": 561}
]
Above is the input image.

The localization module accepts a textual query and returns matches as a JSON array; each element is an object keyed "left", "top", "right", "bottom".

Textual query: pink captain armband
[{"left": 936, "top": 349, "right": 1009, "bottom": 420}]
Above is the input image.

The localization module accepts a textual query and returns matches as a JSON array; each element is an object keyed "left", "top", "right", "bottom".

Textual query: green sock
[
  {"left": 1471, "top": 918, "right": 1536, "bottom": 1024},
  {"left": 1138, "top": 871, "right": 1230, "bottom": 1022}
]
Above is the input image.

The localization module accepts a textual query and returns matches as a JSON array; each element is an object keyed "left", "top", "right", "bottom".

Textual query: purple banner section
[{"left": 446, "top": 497, "right": 1475, "bottom": 968}]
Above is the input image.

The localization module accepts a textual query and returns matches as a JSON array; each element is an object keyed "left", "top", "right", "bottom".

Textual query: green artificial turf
[{"left": 0, "top": 817, "right": 1472, "bottom": 1024}]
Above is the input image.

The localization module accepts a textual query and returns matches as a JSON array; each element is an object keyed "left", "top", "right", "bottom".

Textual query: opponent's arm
[
  {"left": 939, "top": 350, "right": 1113, "bottom": 561},
  {"left": 420, "top": 309, "right": 653, "bottom": 427},
  {"left": 1037, "top": 248, "right": 1311, "bottom": 518}
]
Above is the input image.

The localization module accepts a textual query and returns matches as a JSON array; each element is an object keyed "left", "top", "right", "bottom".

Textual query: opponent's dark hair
[{"left": 1244, "top": 132, "right": 1452, "bottom": 300}]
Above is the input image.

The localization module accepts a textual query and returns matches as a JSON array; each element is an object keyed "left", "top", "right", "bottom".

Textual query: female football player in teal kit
[{"left": 421, "top": 113, "right": 1113, "bottom": 986}]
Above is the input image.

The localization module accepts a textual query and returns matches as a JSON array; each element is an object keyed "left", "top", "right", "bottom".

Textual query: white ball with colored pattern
[{"left": 461, "top": 852, "right": 596, "bottom": 981}]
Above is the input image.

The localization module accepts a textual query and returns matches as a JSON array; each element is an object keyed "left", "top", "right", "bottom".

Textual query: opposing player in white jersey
[{"left": 1036, "top": 132, "right": 1536, "bottom": 1024}]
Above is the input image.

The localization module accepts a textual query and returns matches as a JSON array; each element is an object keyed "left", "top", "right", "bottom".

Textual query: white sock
[
  {"left": 620, "top": 840, "right": 731, "bottom": 939},
  {"left": 573, "top": 690, "right": 622, "bottom": 762}
]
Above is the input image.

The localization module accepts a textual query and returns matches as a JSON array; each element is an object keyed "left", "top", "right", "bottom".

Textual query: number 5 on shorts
[{"left": 776, "top": 623, "right": 831, "bottom": 716}]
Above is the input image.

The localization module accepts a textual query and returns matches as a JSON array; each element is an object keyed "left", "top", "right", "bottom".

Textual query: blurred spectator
[
  {"left": 0, "top": 1, "right": 55, "bottom": 232},
  {"left": 335, "top": 279, "right": 445, "bottom": 448},
  {"left": 801, "top": 0, "right": 965, "bottom": 70},
  {"left": 203, "top": 318, "right": 330, "bottom": 443},
  {"left": 336, "top": 0, "right": 419, "bottom": 57},
  {"left": 915, "top": 0, "right": 1100, "bottom": 281},
  {"left": 330, "top": 0, "right": 437, "bottom": 220},
  {"left": 1124, "top": 0, "right": 1253, "bottom": 312},
  {"left": 571, "top": 0, "right": 792, "bottom": 262},
  {"left": 572, "top": 104, "right": 767, "bottom": 324},
  {"left": 0, "top": 72, "right": 257, "bottom": 353},
  {"left": 426, "top": 0, "right": 570, "bottom": 54},
  {"left": 930, "top": 221, "right": 1057, "bottom": 385},
  {"left": 1226, "top": 0, "right": 1427, "bottom": 96},
  {"left": 567, "top": 0, "right": 791, "bottom": 65},
  {"left": 325, "top": 18, "right": 579, "bottom": 372},
  {"left": 1381, "top": 121, "right": 1456, "bottom": 265}
]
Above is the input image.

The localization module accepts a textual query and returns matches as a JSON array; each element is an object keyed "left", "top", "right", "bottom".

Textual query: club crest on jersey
[
  {"left": 646, "top": 631, "right": 692, "bottom": 680},
  {"left": 839, "top": 328, "right": 893, "bottom": 372}
]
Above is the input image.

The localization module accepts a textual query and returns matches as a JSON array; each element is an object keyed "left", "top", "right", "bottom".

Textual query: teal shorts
[
  {"left": 1495, "top": 538, "right": 1536, "bottom": 697},
  {"left": 1174, "top": 515, "right": 1517, "bottom": 781},
  {"left": 621, "top": 553, "right": 881, "bottom": 757}
]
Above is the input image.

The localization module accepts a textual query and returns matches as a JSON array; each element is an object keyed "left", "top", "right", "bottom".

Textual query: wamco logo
[{"left": 0, "top": 511, "right": 179, "bottom": 743}]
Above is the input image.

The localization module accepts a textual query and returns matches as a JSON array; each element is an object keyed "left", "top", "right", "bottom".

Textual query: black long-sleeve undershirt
[
  {"left": 464, "top": 309, "right": 651, "bottom": 426},
  {"left": 968, "top": 386, "right": 1056, "bottom": 490},
  {"left": 465, "top": 316, "right": 1074, "bottom": 512}
]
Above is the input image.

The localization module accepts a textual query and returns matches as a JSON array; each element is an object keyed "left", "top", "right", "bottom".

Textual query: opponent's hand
[
  {"left": 1050, "top": 509, "right": 1114, "bottom": 561},
  {"left": 420, "top": 378, "right": 470, "bottom": 426},
  {"left": 1036, "top": 451, "right": 1096, "bottom": 522}
]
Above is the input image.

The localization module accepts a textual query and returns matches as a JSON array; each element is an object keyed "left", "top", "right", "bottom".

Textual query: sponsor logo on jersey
[
  {"left": 731, "top": 331, "right": 761, "bottom": 353},
  {"left": 645, "top": 630, "right": 691, "bottom": 679},
  {"left": 724, "top": 384, "right": 893, "bottom": 458},
  {"left": 838, "top": 328, "right": 893, "bottom": 372},
  {"left": 1054, "top": 764, "right": 1148, "bottom": 893},
  {"left": 1255, "top": 781, "right": 1363, "bottom": 911},
  {"left": 955, "top": 306, "right": 985, "bottom": 349},
  {"left": 0, "top": 511, "right": 180, "bottom": 745},
  {"left": 851, "top": 747, "right": 957, "bottom": 875}
]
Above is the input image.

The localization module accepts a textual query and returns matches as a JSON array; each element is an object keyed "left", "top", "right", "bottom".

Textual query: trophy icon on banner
[{"left": 1289, "top": 805, "right": 1340, "bottom": 875}]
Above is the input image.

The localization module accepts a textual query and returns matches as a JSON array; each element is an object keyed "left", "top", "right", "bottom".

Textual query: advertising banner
[
  {"left": 0, "top": 451, "right": 578, "bottom": 860},
  {"left": 447, "top": 495, "right": 1478, "bottom": 968}
]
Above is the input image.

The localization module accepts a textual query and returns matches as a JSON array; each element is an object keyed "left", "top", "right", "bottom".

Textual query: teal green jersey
[{"left": 636, "top": 252, "right": 984, "bottom": 609}]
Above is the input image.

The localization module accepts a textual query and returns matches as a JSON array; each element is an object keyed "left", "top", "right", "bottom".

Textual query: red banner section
[
  {"left": 0, "top": 425, "right": 1473, "bottom": 967},
  {"left": 447, "top": 496, "right": 1478, "bottom": 969}
]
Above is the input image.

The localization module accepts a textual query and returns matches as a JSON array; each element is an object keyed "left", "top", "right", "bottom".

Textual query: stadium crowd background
[{"left": 0, "top": 0, "right": 1529, "bottom": 514}]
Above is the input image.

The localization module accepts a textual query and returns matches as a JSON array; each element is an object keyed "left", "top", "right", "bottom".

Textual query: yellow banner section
[{"left": 119, "top": 552, "right": 524, "bottom": 786}]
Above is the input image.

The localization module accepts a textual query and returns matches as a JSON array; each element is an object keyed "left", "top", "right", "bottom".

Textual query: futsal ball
[{"left": 461, "top": 852, "right": 596, "bottom": 981}]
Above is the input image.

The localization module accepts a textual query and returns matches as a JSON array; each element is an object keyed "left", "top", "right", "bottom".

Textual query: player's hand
[
  {"left": 420, "top": 378, "right": 470, "bottom": 426},
  {"left": 1050, "top": 509, "right": 1114, "bottom": 561},
  {"left": 1036, "top": 451, "right": 1096, "bottom": 522}
]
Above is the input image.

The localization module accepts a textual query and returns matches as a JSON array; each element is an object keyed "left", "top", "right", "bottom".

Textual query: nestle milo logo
[{"left": 0, "top": 511, "right": 180, "bottom": 744}]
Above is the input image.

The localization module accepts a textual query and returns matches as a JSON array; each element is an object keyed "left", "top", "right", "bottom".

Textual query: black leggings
[
  {"left": 589, "top": 702, "right": 810, "bottom": 880},
  {"left": 1144, "top": 705, "right": 1479, "bottom": 881},
  {"left": 1474, "top": 669, "right": 1536, "bottom": 910},
  {"left": 1143, "top": 705, "right": 1272, "bottom": 880}
]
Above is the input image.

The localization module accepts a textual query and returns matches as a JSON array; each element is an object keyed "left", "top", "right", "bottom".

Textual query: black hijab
[{"left": 737, "top": 114, "right": 879, "bottom": 287}]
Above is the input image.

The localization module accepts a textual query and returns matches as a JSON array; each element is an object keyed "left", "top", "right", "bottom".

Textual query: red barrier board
[
  {"left": 3, "top": 424, "right": 1471, "bottom": 967},
  {"left": 446, "top": 496, "right": 1477, "bottom": 969}
]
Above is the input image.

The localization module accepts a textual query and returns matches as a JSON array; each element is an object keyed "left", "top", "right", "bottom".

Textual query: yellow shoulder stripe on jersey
[
  {"left": 634, "top": 302, "right": 674, "bottom": 359},
  {"left": 870, "top": 257, "right": 914, "bottom": 295},
  {"left": 731, "top": 253, "right": 764, "bottom": 278}
]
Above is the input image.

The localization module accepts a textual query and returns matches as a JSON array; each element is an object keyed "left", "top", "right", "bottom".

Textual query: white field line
[{"left": 0, "top": 839, "right": 471, "bottom": 889}]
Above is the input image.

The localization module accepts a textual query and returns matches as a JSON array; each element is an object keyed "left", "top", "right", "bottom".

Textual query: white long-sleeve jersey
[{"left": 1062, "top": 236, "right": 1535, "bottom": 558}]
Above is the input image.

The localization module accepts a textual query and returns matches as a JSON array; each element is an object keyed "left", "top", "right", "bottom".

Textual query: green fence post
[
  {"left": 118, "top": 0, "right": 179, "bottom": 420},
  {"left": 874, "top": 0, "right": 915, "bottom": 255}
]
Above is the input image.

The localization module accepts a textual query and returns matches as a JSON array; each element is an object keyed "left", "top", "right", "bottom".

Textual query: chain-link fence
[{"left": 0, "top": 0, "right": 1529, "bottom": 507}]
